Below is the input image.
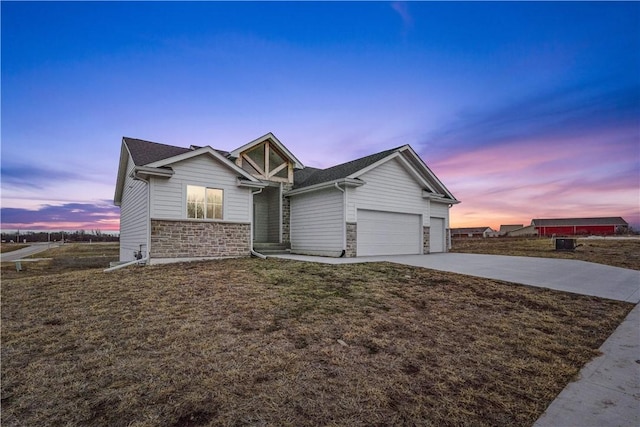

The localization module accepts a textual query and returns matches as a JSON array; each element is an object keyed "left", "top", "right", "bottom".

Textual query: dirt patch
[{"left": 1, "top": 257, "right": 632, "bottom": 426}]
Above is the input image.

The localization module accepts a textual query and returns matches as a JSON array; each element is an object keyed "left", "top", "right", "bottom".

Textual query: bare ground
[{"left": 1, "top": 256, "right": 632, "bottom": 427}]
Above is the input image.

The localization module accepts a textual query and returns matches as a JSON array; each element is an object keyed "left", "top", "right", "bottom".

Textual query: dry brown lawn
[
  {"left": 451, "top": 237, "right": 640, "bottom": 270},
  {"left": 1, "top": 243, "right": 119, "bottom": 278},
  {"left": 1, "top": 256, "right": 633, "bottom": 427}
]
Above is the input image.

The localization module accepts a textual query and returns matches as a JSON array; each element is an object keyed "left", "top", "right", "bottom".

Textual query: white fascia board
[
  {"left": 237, "top": 179, "right": 268, "bottom": 189},
  {"left": 400, "top": 145, "right": 459, "bottom": 202},
  {"left": 132, "top": 166, "right": 175, "bottom": 179},
  {"left": 348, "top": 150, "right": 437, "bottom": 193},
  {"left": 422, "top": 190, "right": 445, "bottom": 199},
  {"left": 285, "top": 178, "right": 364, "bottom": 197},
  {"left": 114, "top": 139, "right": 132, "bottom": 206},
  {"left": 146, "top": 146, "right": 260, "bottom": 182},
  {"left": 427, "top": 195, "right": 461, "bottom": 205},
  {"left": 229, "top": 132, "right": 305, "bottom": 169}
]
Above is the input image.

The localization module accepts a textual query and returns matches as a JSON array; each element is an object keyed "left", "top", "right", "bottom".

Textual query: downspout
[
  {"left": 104, "top": 255, "right": 149, "bottom": 272},
  {"left": 278, "top": 183, "right": 283, "bottom": 244},
  {"left": 133, "top": 173, "right": 151, "bottom": 264},
  {"left": 334, "top": 183, "right": 346, "bottom": 257}
]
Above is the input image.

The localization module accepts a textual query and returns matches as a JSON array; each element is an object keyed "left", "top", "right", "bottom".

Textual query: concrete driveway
[
  {"left": 0, "top": 243, "right": 60, "bottom": 262},
  {"left": 272, "top": 252, "right": 640, "bottom": 426},
  {"left": 273, "top": 253, "right": 640, "bottom": 303}
]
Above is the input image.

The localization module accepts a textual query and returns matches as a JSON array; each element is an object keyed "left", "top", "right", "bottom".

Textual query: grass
[
  {"left": 1, "top": 256, "right": 633, "bottom": 427},
  {"left": 451, "top": 237, "right": 640, "bottom": 270},
  {"left": 1, "top": 243, "right": 119, "bottom": 278}
]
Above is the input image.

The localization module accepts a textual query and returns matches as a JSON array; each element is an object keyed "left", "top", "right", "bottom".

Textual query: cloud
[
  {"left": 391, "top": 2, "right": 413, "bottom": 34},
  {"left": 420, "top": 82, "right": 640, "bottom": 161},
  {"left": 1, "top": 201, "right": 119, "bottom": 231},
  {"left": 1, "top": 164, "right": 85, "bottom": 190}
]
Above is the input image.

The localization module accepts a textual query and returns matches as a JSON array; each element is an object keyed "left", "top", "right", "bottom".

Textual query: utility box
[{"left": 555, "top": 238, "right": 577, "bottom": 251}]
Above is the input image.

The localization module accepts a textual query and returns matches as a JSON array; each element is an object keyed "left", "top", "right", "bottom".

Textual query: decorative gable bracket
[{"left": 235, "top": 139, "right": 294, "bottom": 183}]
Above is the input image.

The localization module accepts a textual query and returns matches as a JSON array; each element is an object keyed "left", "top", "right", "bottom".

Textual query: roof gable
[
  {"left": 229, "top": 132, "right": 304, "bottom": 169},
  {"left": 292, "top": 145, "right": 459, "bottom": 203}
]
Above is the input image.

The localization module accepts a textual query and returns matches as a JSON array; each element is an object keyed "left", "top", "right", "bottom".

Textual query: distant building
[
  {"left": 499, "top": 224, "right": 523, "bottom": 236},
  {"left": 505, "top": 225, "right": 538, "bottom": 237},
  {"left": 531, "top": 217, "right": 628, "bottom": 236},
  {"left": 451, "top": 227, "right": 494, "bottom": 238}
]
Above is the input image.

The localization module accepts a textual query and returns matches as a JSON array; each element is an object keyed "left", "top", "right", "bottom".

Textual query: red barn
[{"left": 531, "top": 217, "right": 628, "bottom": 236}]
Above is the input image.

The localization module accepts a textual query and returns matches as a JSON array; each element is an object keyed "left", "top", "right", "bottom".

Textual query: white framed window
[{"left": 186, "top": 185, "right": 223, "bottom": 220}]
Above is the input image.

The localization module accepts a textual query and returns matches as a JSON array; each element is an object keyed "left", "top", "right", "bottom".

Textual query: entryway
[{"left": 253, "top": 186, "right": 281, "bottom": 244}]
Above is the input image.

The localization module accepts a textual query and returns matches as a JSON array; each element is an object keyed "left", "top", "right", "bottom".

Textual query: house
[
  {"left": 114, "top": 133, "right": 459, "bottom": 263},
  {"left": 451, "top": 227, "right": 494, "bottom": 238},
  {"left": 531, "top": 217, "right": 628, "bottom": 237}
]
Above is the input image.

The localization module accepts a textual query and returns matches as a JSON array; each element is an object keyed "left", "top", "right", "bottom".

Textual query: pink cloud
[{"left": 433, "top": 128, "right": 639, "bottom": 230}]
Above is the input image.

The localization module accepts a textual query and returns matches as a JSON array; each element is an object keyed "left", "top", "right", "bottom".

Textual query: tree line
[{"left": 1, "top": 230, "right": 119, "bottom": 243}]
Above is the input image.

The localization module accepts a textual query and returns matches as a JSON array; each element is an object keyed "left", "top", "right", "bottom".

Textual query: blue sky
[{"left": 2, "top": 1, "right": 639, "bottom": 231}]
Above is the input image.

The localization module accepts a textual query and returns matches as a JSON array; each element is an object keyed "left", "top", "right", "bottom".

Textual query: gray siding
[
  {"left": 430, "top": 202, "right": 449, "bottom": 228},
  {"left": 346, "top": 157, "right": 428, "bottom": 222},
  {"left": 290, "top": 187, "right": 344, "bottom": 255},
  {"left": 150, "top": 155, "right": 251, "bottom": 223},
  {"left": 119, "top": 154, "right": 149, "bottom": 261}
]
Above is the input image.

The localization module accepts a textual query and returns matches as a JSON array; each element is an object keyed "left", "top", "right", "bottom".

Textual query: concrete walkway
[
  {"left": 535, "top": 303, "right": 640, "bottom": 427},
  {"left": 0, "top": 243, "right": 60, "bottom": 262},
  {"left": 272, "top": 253, "right": 640, "bottom": 426}
]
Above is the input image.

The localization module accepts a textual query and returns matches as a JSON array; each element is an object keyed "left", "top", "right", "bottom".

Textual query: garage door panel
[
  {"left": 357, "top": 210, "right": 421, "bottom": 256},
  {"left": 429, "top": 217, "right": 445, "bottom": 253}
]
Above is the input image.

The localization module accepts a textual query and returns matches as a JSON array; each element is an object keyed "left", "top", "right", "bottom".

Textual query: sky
[{"left": 2, "top": 1, "right": 639, "bottom": 232}]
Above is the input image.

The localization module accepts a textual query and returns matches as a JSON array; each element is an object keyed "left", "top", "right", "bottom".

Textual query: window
[{"left": 186, "top": 185, "right": 223, "bottom": 220}]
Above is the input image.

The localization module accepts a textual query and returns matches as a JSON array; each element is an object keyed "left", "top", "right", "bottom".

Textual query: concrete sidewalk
[
  {"left": 272, "top": 253, "right": 640, "bottom": 426},
  {"left": 534, "top": 303, "right": 640, "bottom": 427}
]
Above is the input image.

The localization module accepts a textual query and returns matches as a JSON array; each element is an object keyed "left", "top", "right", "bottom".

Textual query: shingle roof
[
  {"left": 124, "top": 137, "right": 232, "bottom": 166},
  {"left": 451, "top": 227, "right": 493, "bottom": 234},
  {"left": 532, "top": 217, "right": 628, "bottom": 226},
  {"left": 123, "top": 137, "right": 192, "bottom": 166},
  {"left": 293, "top": 146, "right": 401, "bottom": 189}
]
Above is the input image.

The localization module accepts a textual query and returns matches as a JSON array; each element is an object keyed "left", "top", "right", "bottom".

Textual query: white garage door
[
  {"left": 429, "top": 217, "right": 445, "bottom": 253},
  {"left": 357, "top": 210, "right": 421, "bottom": 256}
]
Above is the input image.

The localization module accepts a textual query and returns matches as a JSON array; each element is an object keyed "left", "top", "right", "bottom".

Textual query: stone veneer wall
[
  {"left": 151, "top": 220, "right": 250, "bottom": 258},
  {"left": 423, "top": 226, "right": 430, "bottom": 254},
  {"left": 446, "top": 228, "right": 451, "bottom": 252},
  {"left": 346, "top": 222, "right": 357, "bottom": 257},
  {"left": 281, "top": 183, "right": 293, "bottom": 245}
]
